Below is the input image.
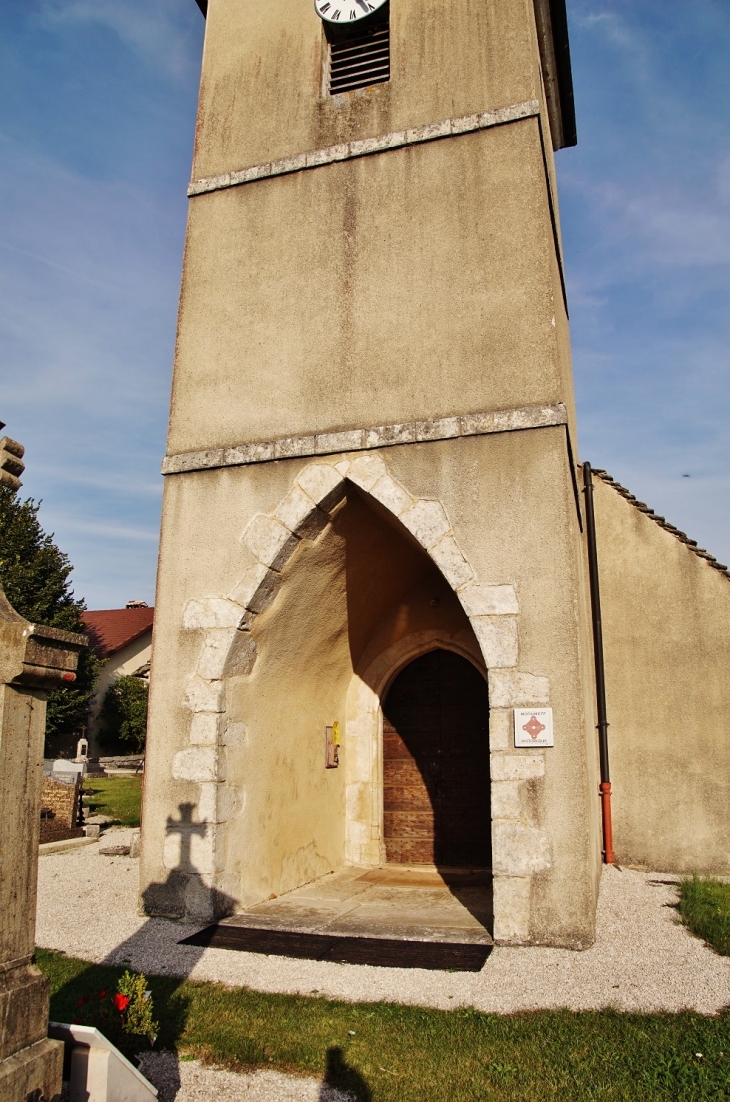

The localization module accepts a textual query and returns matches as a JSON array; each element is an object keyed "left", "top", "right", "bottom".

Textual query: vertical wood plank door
[{"left": 382, "top": 649, "right": 491, "bottom": 867}]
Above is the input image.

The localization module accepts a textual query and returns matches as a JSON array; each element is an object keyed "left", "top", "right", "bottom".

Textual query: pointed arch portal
[{"left": 176, "top": 451, "right": 553, "bottom": 939}]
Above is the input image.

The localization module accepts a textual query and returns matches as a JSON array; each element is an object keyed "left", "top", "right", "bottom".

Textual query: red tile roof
[{"left": 82, "top": 607, "right": 154, "bottom": 659}]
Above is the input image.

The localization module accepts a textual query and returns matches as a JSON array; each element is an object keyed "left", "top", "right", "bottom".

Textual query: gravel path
[
  {"left": 136, "top": 1053, "right": 350, "bottom": 1102},
  {"left": 37, "top": 834, "right": 730, "bottom": 1015}
]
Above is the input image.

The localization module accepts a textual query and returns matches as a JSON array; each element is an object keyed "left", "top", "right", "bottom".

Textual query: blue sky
[{"left": 1, "top": 1, "right": 729, "bottom": 609}]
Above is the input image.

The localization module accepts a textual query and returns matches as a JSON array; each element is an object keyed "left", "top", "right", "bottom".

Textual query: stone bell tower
[{"left": 142, "top": 0, "right": 602, "bottom": 948}]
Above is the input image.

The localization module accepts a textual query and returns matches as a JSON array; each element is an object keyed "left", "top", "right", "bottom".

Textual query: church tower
[{"left": 142, "top": 0, "right": 603, "bottom": 947}]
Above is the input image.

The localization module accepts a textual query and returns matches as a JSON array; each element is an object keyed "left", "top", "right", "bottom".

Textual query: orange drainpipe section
[{"left": 600, "top": 783, "right": 615, "bottom": 866}]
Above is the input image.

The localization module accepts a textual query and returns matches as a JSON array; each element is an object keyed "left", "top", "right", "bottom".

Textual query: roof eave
[
  {"left": 103, "top": 623, "right": 154, "bottom": 660},
  {"left": 533, "top": 0, "right": 577, "bottom": 150},
  {"left": 82, "top": 619, "right": 154, "bottom": 661}
]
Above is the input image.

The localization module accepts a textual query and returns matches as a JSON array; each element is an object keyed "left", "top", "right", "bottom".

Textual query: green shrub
[
  {"left": 116, "top": 970, "right": 158, "bottom": 1046},
  {"left": 71, "top": 969, "right": 157, "bottom": 1049},
  {"left": 100, "top": 675, "right": 148, "bottom": 751}
]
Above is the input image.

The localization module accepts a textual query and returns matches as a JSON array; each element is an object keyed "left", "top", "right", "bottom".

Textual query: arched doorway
[{"left": 382, "top": 649, "right": 491, "bottom": 868}]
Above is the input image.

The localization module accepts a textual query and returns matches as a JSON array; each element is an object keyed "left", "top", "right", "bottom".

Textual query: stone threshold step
[{"left": 180, "top": 924, "right": 492, "bottom": 972}]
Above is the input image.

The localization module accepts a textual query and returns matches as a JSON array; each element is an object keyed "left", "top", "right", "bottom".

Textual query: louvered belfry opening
[{"left": 326, "top": 4, "right": 390, "bottom": 96}]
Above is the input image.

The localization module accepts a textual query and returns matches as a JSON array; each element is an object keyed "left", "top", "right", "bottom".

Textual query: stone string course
[
  {"left": 591, "top": 468, "right": 729, "bottom": 578},
  {"left": 162, "top": 402, "right": 568, "bottom": 476},
  {"left": 187, "top": 100, "right": 540, "bottom": 198}
]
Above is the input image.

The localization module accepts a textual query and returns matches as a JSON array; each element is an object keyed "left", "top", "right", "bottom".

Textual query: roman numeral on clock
[{"left": 316, "top": 0, "right": 386, "bottom": 24}]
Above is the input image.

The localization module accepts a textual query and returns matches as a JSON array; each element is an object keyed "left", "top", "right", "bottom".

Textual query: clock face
[{"left": 314, "top": 0, "right": 387, "bottom": 25}]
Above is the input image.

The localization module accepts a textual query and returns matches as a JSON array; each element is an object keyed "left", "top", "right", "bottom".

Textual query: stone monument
[{"left": 0, "top": 587, "right": 87, "bottom": 1102}]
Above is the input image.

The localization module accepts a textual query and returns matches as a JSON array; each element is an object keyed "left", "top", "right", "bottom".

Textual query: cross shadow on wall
[
  {"left": 91, "top": 802, "right": 233, "bottom": 991},
  {"left": 140, "top": 801, "right": 234, "bottom": 923}
]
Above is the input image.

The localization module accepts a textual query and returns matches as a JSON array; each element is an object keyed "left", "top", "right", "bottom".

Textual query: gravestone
[
  {"left": 0, "top": 586, "right": 86, "bottom": 1102},
  {"left": 52, "top": 759, "right": 85, "bottom": 778},
  {"left": 39, "top": 773, "right": 84, "bottom": 845}
]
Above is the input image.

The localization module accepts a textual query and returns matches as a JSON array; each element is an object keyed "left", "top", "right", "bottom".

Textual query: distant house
[{"left": 82, "top": 601, "right": 154, "bottom": 752}]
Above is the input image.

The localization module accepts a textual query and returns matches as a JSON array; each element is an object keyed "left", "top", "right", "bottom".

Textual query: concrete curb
[{"left": 39, "top": 837, "right": 97, "bottom": 857}]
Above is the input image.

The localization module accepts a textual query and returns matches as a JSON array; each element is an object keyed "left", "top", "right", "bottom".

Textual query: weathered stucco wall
[
  {"left": 168, "top": 0, "right": 574, "bottom": 457},
  {"left": 194, "top": 0, "right": 544, "bottom": 178},
  {"left": 170, "top": 119, "right": 571, "bottom": 456},
  {"left": 593, "top": 475, "right": 730, "bottom": 873}
]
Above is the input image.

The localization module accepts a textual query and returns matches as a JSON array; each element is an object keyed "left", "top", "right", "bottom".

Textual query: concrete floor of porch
[{"left": 222, "top": 866, "right": 493, "bottom": 944}]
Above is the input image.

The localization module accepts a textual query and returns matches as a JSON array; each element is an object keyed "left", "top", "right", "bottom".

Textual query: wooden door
[{"left": 382, "top": 649, "right": 491, "bottom": 867}]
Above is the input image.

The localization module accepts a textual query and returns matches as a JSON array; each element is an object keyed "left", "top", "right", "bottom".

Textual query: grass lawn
[
  {"left": 37, "top": 948, "right": 730, "bottom": 1100},
  {"left": 678, "top": 878, "right": 730, "bottom": 958},
  {"left": 84, "top": 775, "right": 142, "bottom": 827}
]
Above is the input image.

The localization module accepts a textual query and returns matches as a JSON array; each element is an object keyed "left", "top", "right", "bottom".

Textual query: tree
[
  {"left": 100, "top": 676, "right": 148, "bottom": 752},
  {"left": 0, "top": 485, "right": 100, "bottom": 750}
]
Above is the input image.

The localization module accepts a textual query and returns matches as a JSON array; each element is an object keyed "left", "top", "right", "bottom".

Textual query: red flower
[
  {"left": 99, "top": 990, "right": 107, "bottom": 998},
  {"left": 77, "top": 998, "right": 85, "bottom": 1007},
  {"left": 113, "top": 994, "right": 130, "bottom": 1012}
]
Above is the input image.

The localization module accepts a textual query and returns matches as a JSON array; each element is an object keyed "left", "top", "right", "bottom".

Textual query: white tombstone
[
  {"left": 48, "top": 1024, "right": 158, "bottom": 1102},
  {"left": 75, "top": 737, "right": 89, "bottom": 762},
  {"left": 53, "top": 759, "right": 86, "bottom": 778}
]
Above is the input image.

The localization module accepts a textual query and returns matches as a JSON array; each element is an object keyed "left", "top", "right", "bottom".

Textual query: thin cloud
[
  {"left": 563, "top": 175, "right": 730, "bottom": 273},
  {"left": 44, "top": 519, "right": 159, "bottom": 543},
  {"left": 29, "top": 466, "right": 163, "bottom": 499},
  {"left": 36, "top": 0, "right": 201, "bottom": 83}
]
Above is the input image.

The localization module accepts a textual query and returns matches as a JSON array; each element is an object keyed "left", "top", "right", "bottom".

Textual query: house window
[{"left": 325, "top": 4, "right": 390, "bottom": 96}]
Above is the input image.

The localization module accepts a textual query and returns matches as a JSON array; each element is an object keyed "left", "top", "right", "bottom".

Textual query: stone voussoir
[
  {"left": 428, "top": 534, "right": 475, "bottom": 590},
  {"left": 399, "top": 499, "right": 452, "bottom": 549},
  {"left": 183, "top": 598, "right": 245, "bottom": 630},
  {"left": 243, "top": 514, "right": 299, "bottom": 570},
  {"left": 458, "top": 582, "right": 519, "bottom": 616},
  {"left": 471, "top": 616, "right": 519, "bottom": 668}
]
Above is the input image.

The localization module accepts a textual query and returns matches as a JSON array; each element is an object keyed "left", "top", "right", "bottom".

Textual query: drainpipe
[{"left": 582, "top": 462, "right": 615, "bottom": 865}]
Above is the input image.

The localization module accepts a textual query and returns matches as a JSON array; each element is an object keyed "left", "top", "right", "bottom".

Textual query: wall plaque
[{"left": 514, "top": 707, "right": 553, "bottom": 747}]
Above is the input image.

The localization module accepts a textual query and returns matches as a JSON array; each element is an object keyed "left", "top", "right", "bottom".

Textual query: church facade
[{"left": 140, "top": 0, "right": 730, "bottom": 946}]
